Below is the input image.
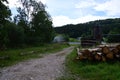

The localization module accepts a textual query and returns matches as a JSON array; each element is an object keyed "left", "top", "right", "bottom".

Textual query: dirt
[{"left": 0, "top": 47, "right": 74, "bottom": 80}]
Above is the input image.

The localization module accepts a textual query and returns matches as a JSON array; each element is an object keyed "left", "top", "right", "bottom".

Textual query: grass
[
  {"left": 69, "top": 38, "right": 78, "bottom": 42},
  {"left": 0, "top": 43, "right": 69, "bottom": 68},
  {"left": 65, "top": 48, "right": 120, "bottom": 80}
]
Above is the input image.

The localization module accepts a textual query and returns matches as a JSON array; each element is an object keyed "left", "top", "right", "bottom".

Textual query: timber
[
  {"left": 102, "top": 46, "right": 110, "bottom": 55},
  {"left": 76, "top": 44, "right": 120, "bottom": 62}
]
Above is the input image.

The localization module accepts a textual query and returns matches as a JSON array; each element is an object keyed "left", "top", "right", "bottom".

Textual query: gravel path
[{"left": 0, "top": 47, "right": 74, "bottom": 80}]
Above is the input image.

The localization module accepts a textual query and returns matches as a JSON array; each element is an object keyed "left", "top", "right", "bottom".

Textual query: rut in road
[{"left": 0, "top": 47, "right": 74, "bottom": 80}]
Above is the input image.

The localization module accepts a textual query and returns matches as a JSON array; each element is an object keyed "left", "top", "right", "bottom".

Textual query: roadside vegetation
[
  {"left": 65, "top": 47, "right": 120, "bottom": 80},
  {"left": 69, "top": 38, "right": 78, "bottom": 42},
  {"left": 0, "top": 0, "right": 54, "bottom": 50},
  {"left": 0, "top": 43, "right": 69, "bottom": 67},
  {"left": 0, "top": 0, "right": 63, "bottom": 68}
]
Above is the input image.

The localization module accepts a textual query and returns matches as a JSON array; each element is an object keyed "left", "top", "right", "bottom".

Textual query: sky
[{"left": 7, "top": 0, "right": 120, "bottom": 27}]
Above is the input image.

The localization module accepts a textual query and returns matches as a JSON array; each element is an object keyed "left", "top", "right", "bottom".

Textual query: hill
[{"left": 54, "top": 18, "right": 120, "bottom": 39}]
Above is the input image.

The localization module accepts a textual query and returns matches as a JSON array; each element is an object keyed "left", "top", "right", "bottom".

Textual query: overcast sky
[{"left": 8, "top": 0, "right": 120, "bottom": 27}]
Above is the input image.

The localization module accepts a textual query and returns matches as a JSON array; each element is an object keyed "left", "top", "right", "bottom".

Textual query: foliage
[
  {"left": 14, "top": 7, "right": 29, "bottom": 34},
  {"left": 54, "top": 24, "right": 92, "bottom": 38},
  {"left": 0, "top": 25, "right": 8, "bottom": 49},
  {"left": 103, "top": 37, "right": 108, "bottom": 43},
  {"left": 107, "top": 27, "right": 120, "bottom": 43},
  {"left": 0, "top": 22, "right": 25, "bottom": 49},
  {"left": 14, "top": 0, "right": 54, "bottom": 45},
  {"left": 62, "top": 34, "right": 69, "bottom": 42},
  {"left": 107, "top": 35, "right": 120, "bottom": 43},
  {"left": 69, "top": 38, "right": 78, "bottom": 42},
  {"left": 19, "top": 0, "right": 45, "bottom": 20},
  {"left": 31, "top": 11, "right": 53, "bottom": 43},
  {"left": 0, "top": 0, "right": 54, "bottom": 49},
  {"left": 4, "top": 22, "right": 25, "bottom": 47},
  {"left": 65, "top": 48, "right": 120, "bottom": 80},
  {"left": 54, "top": 18, "right": 120, "bottom": 43},
  {"left": 0, "top": 0, "right": 11, "bottom": 49},
  {"left": 0, "top": 0, "right": 11, "bottom": 24}
]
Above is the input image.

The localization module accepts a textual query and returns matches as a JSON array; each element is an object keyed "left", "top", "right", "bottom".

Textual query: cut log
[
  {"left": 106, "top": 52, "right": 114, "bottom": 60},
  {"left": 101, "top": 56, "right": 106, "bottom": 62},
  {"left": 79, "top": 55, "right": 87, "bottom": 60},
  {"left": 112, "top": 48, "right": 119, "bottom": 54},
  {"left": 82, "top": 49, "right": 91, "bottom": 57},
  {"left": 76, "top": 44, "right": 120, "bottom": 62},
  {"left": 102, "top": 46, "right": 110, "bottom": 55},
  {"left": 76, "top": 48, "right": 81, "bottom": 60},
  {"left": 88, "top": 48, "right": 101, "bottom": 52},
  {"left": 88, "top": 55, "right": 94, "bottom": 61},
  {"left": 76, "top": 48, "right": 82, "bottom": 56},
  {"left": 76, "top": 48, "right": 87, "bottom": 60},
  {"left": 116, "top": 45, "right": 120, "bottom": 51},
  {"left": 94, "top": 52, "right": 102, "bottom": 61}
]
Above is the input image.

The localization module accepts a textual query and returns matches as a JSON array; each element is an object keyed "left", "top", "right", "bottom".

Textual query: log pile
[{"left": 76, "top": 44, "right": 120, "bottom": 62}]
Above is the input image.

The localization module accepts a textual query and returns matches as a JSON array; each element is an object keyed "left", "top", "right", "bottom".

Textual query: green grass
[
  {"left": 0, "top": 43, "right": 69, "bottom": 67},
  {"left": 69, "top": 38, "right": 78, "bottom": 42},
  {"left": 65, "top": 48, "right": 120, "bottom": 80}
]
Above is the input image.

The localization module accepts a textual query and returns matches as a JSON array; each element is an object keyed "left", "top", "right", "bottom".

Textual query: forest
[
  {"left": 0, "top": 0, "right": 54, "bottom": 50},
  {"left": 1, "top": 0, "right": 120, "bottom": 50},
  {"left": 54, "top": 18, "right": 120, "bottom": 43}
]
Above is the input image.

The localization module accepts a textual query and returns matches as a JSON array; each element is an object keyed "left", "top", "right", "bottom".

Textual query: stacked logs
[{"left": 76, "top": 45, "right": 120, "bottom": 62}]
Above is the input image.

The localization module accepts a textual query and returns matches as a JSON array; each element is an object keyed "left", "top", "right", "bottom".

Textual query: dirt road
[{"left": 0, "top": 47, "right": 74, "bottom": 80}]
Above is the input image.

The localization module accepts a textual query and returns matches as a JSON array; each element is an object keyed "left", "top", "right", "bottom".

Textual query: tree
[
  {"left": 0, "top": 0, "right": 11, "bottom": 49},
  {"left": 31, "top": 11, "right": 53, "bottom": 43},
  {"left": 14, "top": 7, "right": 29, "bottom": 34},
  {"left": 19, "top": 0, "right": 45, "bottom": 21},
  {"left": 0, "top": 0, "right": 11, "bottom": 24},
  {"left": 54, "top": 18, "right": 120, "bottom": 40},
  {"left": 16, "top": 0, "right": 54, "bottom": 45},
  {"left": 107, "top": 27, "right": 120, "bottom": 43},
  {"left": 4, "top": 22, "right": 25, "bottom": 47}
]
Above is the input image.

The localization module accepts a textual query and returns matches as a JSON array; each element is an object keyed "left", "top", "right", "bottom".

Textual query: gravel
[{"left": 0, "top": 47, "right": 74, "bottom": 80}]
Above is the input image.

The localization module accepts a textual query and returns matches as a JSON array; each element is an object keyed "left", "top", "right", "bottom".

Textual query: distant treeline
[{"left": 54, "top": 18, "right": 120, "bottom": 42}]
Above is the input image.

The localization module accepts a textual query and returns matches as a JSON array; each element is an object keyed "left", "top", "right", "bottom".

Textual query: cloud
[
  {"left": 94, "top": 0, "right": 120, "bottom": 16},
  {"left": 75, "top": 0, "right": 120, "bottom": 16},
  {"left": 7, "top": 0, "right": 120, "bottom": 27},
  {"left": 75, "top": 0, "right": 97, "bottom": 9},
  {"left": 52, "top": 15, "right": 115, "bottom": 27},
  {"left": 52, "top": 16, "right": 73, "bottom": 27},
  {"left": 74, "top": 0, "right": 100, "bottom": 17}
]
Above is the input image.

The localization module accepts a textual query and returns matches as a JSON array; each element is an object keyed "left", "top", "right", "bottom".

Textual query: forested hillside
[{"left": 54, "top": 18, "right": 120, "bottom": 42}]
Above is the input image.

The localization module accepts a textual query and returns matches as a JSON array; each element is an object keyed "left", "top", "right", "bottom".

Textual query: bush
[
  {"left": 5, "top": 22, "right": 25, "bottom": 47},
  {"left": 107, "top": 35, "right": 120, "bottom": 43}
]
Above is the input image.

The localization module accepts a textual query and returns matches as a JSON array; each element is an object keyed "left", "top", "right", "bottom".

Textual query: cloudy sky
[{"left": 8, "top": 0, "right": 120, "bottom": 27}]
